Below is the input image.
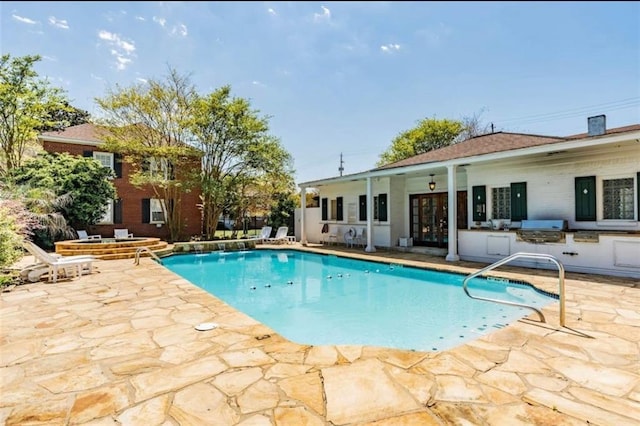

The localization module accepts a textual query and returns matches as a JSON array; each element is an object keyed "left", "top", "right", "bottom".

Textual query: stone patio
[{"left": 1, "top": 244, "right": 638, "bottom": 425}]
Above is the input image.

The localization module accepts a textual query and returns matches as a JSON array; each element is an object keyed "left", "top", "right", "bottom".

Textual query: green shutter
[
  {"left": 321, "top": 198, "right": 328, "bottom": 221},
  {"left": 510, "top": 182, "right": 527, "bottom": 221},
  {"left": 575, "top": 176, "right": 596, "bottom": 221},
  {"left": 359, "top": 195, "right": 367, "bottom": 221},
  {"left": 472, "top": 185, "right": 486, "bottom": 221},
  {"left": 141, "top": 199, "right": 150, "bottom": 223},
  {"left": 336, "top": 197, "right": 344, "bottom": 221},
  {"left": 378, "top": 194, "right": 388, "bottom": 222},
  {"left": 114, "top": 153, "right": 123, "bottom": 178},
  {"left": 114, "top": 199, "right": 123, "bottom": 224}
]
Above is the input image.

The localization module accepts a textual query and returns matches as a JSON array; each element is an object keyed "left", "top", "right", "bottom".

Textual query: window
[
  {"left": 93, "top": 151, "right": 114, "bottom": 169},
  {"left": 148, "top": 158, "right": 175, "bottom": 180},
  {"left": 97, "top": 200, "right": 113, "bottom": 224},
  {"left": 330, "top": 199, "right": 337, "bottom": 220},
  {"left": 150, "top": 199, "right": 166, "bottom": 223},
  {"left": 492, "top": 187, "right": 511, "bottom": 219},
  {"left": 603, "top": 177, "right": 634, "bottom": 220},
  {"left": 373, "top": 194, "right": 388, "bottom": 222}
]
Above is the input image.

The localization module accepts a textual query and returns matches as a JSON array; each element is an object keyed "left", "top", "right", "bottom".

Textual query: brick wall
[{"left": 43, "top": 141, "right": 202, "bottom": 241}]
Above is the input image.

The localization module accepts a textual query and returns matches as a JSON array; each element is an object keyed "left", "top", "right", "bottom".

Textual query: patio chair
[
  {"left": 354, "top": 228, "right": 366, "bottom": 247},
  {"left": 114, "top": 229, "right": 134, "bottom": 238},
  {"left": 23, "top": 241, "right": 95, "bottom": 283},
  {"left": 344, "top": 227, "right": 357, "bottom": 248},
  {"left": 250, "top": 226, "right": 272, "bottom": 244},
  {"left": 265, "top": 226, "right": 289, "bottom": 244},
  {"left": 77, "top": 230, "right": 101, "bottom": 240}
]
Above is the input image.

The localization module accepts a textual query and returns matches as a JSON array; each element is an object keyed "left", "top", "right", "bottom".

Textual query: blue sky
[{"left": 2, "top": 1, "right": 639, "bottom": 185}]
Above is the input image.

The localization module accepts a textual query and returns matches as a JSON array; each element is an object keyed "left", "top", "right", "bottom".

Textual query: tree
[
  {"left": 191, "top": 85, "right": 295, "bottom": 239},
  {"left": 377, "top": 117, "right": 464, "bottom": 166},
  {"left": 9, "top": 153, "right": 116, "bottom": 230},
  {"left": 0, "top": 54, "right": 68, "bottom": 175},
  {"left": 95, "top": 68, "right": 201, "bottom": 242},
  {"left": 37, "top": 101, "right": 91, "bottom": 131},
  {"left": 457, "top": 109, "right": 493, "bottom": 142}
]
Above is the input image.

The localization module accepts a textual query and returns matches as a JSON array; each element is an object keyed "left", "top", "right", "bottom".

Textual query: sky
[{"left": 2, "top": 1, "right": 639, "bottom": 185}]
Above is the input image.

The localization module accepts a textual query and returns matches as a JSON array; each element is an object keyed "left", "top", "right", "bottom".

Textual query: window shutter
[
  {"left": 336, "top": 197, "right": 344, "bottom": 221},
  {"left": 378, "top": 193, "right": 388, "bottom": 222},
  {"left": 575, "top": 176, "right": 596, "bottom": 221},
  {"left": 114, "top": 154, "right": 123, "bottom": 178},
  {"left": 472, "top": 185, "right": 487, "bottom": 221},
  {"left": 83, "top": 150, "right": 92, "bottom": 158},
  {"left": 141, "top": 199, "right": 150, "bottom": 223},
  {"left": 321, "top": 198, "right": 328, "bottom": 221},
  {"left": 114, "top": 199, "right": 123, "bottom": 224},
  {"left": 359, "top": 195, "right": 367, "bottom": 221},
  {"left": 637, "top": 172, "right": 640, "bottom": 221},
  {"left": 510, "top": 182, "right": 527, "bottom": 221}
]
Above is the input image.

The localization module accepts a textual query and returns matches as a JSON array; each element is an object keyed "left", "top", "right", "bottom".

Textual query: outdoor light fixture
[{"left": 429, "top": 174, "right": 436, "bottom": 191}]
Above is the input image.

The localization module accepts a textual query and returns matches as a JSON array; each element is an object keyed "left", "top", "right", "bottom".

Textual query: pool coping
[{"left": 2, "top": 243, "right": 639, "bottom": 424}]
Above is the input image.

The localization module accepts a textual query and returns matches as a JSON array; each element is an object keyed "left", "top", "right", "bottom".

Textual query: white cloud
[
  {"left": 12, "top": 14, "right": 38, "bottom": 25},
  {"left": 98, "top": 30, "right": 136, "bottom": 70},
  {"left": 313, "top": 5, "right": 331, "bottom": 22},
  {"left": 380, "top": 43, "right": 401, "bottom": 53},
  {"left": 136, "top": 77, "right": 148, "bottom": 83},
  {"left": 90, "top": 73, "right": 104, "bottom": 81},
  {"left": 42, "top": 55, "right": 57, "bottom": 61},
  {"left": 48, "top": 16, "right": 69, "bottom": 29},
  {"left": 153, "top": 16, "right": 166, "bottom": 27},
  {"left": 170, "top": 23, "right": 188, "bottom": 37},
  {"left": 267, "top": 8, "right": 276, "bottom": 16},
  {"left": 135, "top": 16, "right": 146, "bottom": 21}
]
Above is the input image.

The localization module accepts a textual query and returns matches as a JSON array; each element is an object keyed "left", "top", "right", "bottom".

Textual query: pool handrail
[
  {"left": 134, "top": 246, "right": 163, "bottom": 265},
  {"left": 462, "top": 252, "right": 565, "bottom": 327}
]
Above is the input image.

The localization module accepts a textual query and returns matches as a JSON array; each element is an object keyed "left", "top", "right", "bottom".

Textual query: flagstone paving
[{"left": 1, "top": 244, "right": 638, "bottom": 425}]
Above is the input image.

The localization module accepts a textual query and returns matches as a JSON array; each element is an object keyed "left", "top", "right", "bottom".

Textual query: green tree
[
  {"left": 95, "top": 68, "right": 200, "bottom": 242},
  {"left": 9, "top": 153, "right": 116, "bottom": 230},
  {"left": 267, "top": 191, "right": 297, "bottom": 232},
  {"left": 0, "top": 54, "right": 67, "bottom": 175},
  {"left": 37, "top": 101, "right": 91, "bottom": 131},
  {"left": 377, "top": 117, "right": 464, "bottom": 166},
  {"left": 191, "top": 85, "right": 295, "bottom": 239}
]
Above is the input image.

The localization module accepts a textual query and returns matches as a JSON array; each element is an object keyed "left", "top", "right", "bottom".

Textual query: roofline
[
  {"left": 298, "top": 129, "right": 640, "bottom": 187},
  {"left": 38, "top": 134, "right": 104, "bottom": 147}
]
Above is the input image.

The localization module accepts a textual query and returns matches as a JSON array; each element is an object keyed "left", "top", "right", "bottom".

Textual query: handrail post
[{"left": 462, "top": 252, "right": 566, "bottom": 327}]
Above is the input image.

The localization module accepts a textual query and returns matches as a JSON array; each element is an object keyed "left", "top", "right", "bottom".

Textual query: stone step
[{"left": 56, "top": 242, "right": 168, "bottom": 257}]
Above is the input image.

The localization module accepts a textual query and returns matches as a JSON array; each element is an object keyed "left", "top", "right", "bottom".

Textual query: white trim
[{"left": 38, "top": 136, "right": 104, "bottom": 147}]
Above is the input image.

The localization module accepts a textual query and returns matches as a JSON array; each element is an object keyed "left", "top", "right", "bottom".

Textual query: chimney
[{"left": 587, "top": 114, "right": 606, "bottom": 136}]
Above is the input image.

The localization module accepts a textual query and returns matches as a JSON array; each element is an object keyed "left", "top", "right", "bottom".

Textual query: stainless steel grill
[{"left": 516, "top": 220, "right": 568, "bottom": 243}]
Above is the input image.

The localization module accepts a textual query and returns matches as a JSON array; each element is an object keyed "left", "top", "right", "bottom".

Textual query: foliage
[
  {"left": 95, "top": 67, "right": 200, "bottom": 242},
  {"left": 0, "top": 54, "right": 68, "bottom": 175},
  {"left": 9, "top": 153, "right": 116, "bottom": 230},
  {"left": 190, "top": 85, "right": 295, "bottom": 239},
  {"left": 377, "top": 117, "right": 464, "bottom": 166},
  {"left": 37, "top": 101, "right": 91, "bottom": 131},
  {"left": 0, "top": 194, "right": 40, "bottom": 270},
  {"left": 266, "top": 192, "right": 298, "bottom": 231}
]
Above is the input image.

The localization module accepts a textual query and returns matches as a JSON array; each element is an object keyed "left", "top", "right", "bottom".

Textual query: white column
[
  {"left": 365, "top": 176, "right": 376, "bottom": 253},
  {"left": 300, "top": 186, "right": 307, "bottom": 245},
  {"left": 446, "top": 165, "right": 460, "bottom": 261}
]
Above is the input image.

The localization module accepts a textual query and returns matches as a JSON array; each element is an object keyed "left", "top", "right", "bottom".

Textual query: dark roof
[
  {"left": 39, "top": 123, "right": 108, "bottom": 143},
  {"left": 375, "top": 124, "right": 640, "bottom": 171},
  {"left": 375, "top": 132, "right": 564, "bottom": 170}
]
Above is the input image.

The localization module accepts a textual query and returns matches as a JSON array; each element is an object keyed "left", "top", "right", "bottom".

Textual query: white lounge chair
[
  {"left": 252, "top": 226, "right": 272, "bottom": 244},
  {"left": 114, "top": 229, "right": 133, "bottom": 238},
  {"left": 77, "top": 230, "right": 101, "bottom": 240},
  {"left": 265, "top": 226, "right": 289, "bottom": 244},
  {"left": 23, "top": 241, "right": 95, "bottom": 283}
]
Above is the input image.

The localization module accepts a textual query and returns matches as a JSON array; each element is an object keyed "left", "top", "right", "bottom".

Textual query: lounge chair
[
  {"left": 251, "top": 226, "right": 272, "bottom": 244},
  {"left": 114, "top": 229, "right": 134, "bottom": 238},
  {"left": 265, "top": 226, "right": 289, "bottom": 244},
  {"left": 77, "top": 230, "right": 101, "bottom": 240},
  {"left": 23, "top": 241, "right": 95, "bottom": 283}
]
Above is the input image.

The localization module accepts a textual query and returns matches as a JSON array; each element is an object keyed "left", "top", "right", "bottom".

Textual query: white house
[{"left": 296, "top": 115, "right": 640, "bottom": 279}]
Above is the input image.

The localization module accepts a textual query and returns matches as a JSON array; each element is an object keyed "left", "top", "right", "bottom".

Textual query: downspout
[
  {"left": 446, "top": 165, "right": 460, "bottom": 261},
  {"left": 300, "top": 186, "right": 307, "bottom": 245},
  {"left": 366, "top": 176, "right": 376, "bottom": 252}
]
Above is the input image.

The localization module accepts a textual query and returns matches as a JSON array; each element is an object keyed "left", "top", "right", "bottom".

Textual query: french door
[{"left": 410, "top": 192, "right": 467, "bottom": 248}]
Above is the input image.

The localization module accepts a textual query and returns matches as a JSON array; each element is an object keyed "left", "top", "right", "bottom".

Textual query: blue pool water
[{"left": 162, "top": 250, "right": 557, "bottom": 351}]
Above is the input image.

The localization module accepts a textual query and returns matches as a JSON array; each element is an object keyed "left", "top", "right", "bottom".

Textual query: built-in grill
[{"left": 516, "top": 220, "right": 568, "bottom": 244}]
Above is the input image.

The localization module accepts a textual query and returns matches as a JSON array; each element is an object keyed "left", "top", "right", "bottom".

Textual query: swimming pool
[{"left": 162, "top": 250, "right": 557, "bottom": 351}]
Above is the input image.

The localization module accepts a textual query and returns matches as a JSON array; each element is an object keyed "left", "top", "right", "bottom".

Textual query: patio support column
[
  {"left": 365, "top": 176, "right": 376, "bottom": 252},
  {"left": 446, "top": 164, "right": 460, "bottom": 261},
  {"left": 300, "top": 186, "right": 308, "bottom": 245}
]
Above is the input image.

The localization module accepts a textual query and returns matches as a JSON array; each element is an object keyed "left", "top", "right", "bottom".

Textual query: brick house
[{"left": 38, "top": 123, "right": 202, "bottom": 240}]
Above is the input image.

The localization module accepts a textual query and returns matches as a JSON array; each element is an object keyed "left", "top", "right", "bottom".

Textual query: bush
[{"left": 0, "top": 199, "right": 38, "bottom": 269}]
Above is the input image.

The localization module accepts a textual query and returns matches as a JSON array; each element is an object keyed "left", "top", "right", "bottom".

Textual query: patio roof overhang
[{"left": 298, "top": 129, "right": 640, "bottom": 189}]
